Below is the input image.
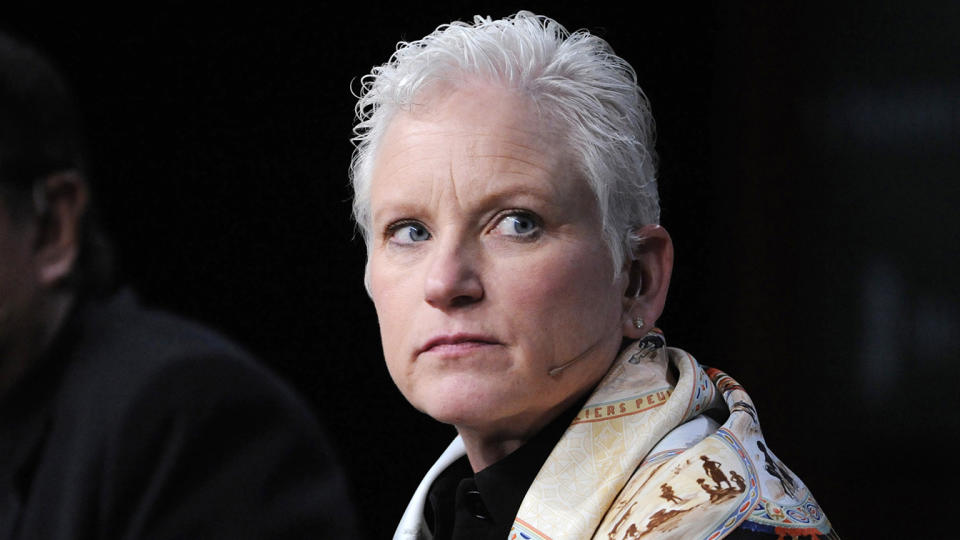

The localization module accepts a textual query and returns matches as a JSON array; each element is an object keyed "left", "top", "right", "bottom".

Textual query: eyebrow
[{"left": 371, "top": 180, "right": 560, "bottom": 226}]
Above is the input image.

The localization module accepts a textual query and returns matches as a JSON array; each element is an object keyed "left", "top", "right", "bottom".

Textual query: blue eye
[
  {"left": 388, "top": 222, "right": 431, "bottom": 244},
  {"left": 493, "top": 212, "right": 541, "bottom": 238}
]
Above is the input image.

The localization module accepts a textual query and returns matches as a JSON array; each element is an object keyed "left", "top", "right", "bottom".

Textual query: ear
[
  {"left": 621, "top": 224, "right": 674, "bottom": 339},
  {"left": 31, "top": 171, "right": 88, "bottom": 286}
]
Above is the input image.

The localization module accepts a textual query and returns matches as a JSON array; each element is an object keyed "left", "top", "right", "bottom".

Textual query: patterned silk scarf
[
  {"left": 393, "top": 332, "right": 838, "bottom": 539},
  {"left": 509, "top": 332, "right": 838, "bottom": 539}
]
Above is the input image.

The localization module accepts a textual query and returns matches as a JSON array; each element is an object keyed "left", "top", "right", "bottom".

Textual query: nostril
[{"left": 449, "top": 292, "right": 482, "bottom": 308}]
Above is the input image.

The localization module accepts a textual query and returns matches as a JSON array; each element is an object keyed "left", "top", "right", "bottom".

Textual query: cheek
[
  {"left": 508, "top": 247, "right": 619, "bottom": 319},
  {"left": 374, "top": 308, "right": 414, "bottom": 399},
  {"left": 372, "top": 293, "right": 402, "bottom": 362},
  {"left": 500, "top": 247, "right": 623, "bottom": 363},
  {"left": 369, "top": 258, "right": 402, "bottom": 330},
  {"left": 370, "top": 267, "right": 416, "bottom": 383}
]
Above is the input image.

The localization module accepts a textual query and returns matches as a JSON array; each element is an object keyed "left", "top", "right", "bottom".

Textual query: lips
[{"left": 418, "top": 333, "right": 501, "bottom": 355}]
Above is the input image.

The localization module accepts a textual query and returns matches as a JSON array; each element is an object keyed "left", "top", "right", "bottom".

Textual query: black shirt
[
  {"left": 424, "top": 398, "right": 584, "bottom": 540},
  {"left": 422, "top": 394, "right": 783, "bottom": 540}
]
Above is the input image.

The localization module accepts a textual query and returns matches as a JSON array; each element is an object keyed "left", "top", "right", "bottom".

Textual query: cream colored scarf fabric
[
  {"left": 510, "top": 334, "right": 837, "bottom": 539},
  {"left": 395, "top": 333, "right": 838, "bottom": 539}
]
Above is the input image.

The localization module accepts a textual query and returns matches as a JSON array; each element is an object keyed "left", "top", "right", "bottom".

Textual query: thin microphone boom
[{"left": 548, "top": 355, "right": 584, "bottom": 376}]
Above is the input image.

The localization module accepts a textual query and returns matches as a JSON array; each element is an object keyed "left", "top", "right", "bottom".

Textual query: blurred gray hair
[{"left": 350, "top": 11, "right": 659, "bottom": 279}]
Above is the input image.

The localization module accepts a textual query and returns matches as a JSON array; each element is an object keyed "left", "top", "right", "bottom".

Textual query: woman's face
[{"left": 368, "top": 83, "right": 632, "bottom": 440}]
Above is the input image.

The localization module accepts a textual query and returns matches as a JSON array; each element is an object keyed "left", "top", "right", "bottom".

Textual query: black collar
[{"left": 425, "top": 394, "right": 588, "bottom": 539}]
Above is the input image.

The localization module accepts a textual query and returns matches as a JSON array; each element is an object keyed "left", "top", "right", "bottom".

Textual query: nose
[{"left": 424, "top": 238, "right": 484, "bottom": 310}]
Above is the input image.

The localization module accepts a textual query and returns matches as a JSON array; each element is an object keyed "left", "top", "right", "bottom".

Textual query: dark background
[{"left": 5, "top": 2, "right": 958, "bottom": 537}]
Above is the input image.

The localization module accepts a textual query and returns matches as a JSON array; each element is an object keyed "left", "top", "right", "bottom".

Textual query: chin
[{"left": 409, "top": 377, "right": 508, "bottom": 428}]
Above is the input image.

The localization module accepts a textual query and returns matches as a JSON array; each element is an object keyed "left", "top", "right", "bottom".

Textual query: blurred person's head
[{"left": 0, "top": 31, "right": 112, "bottom": 395}]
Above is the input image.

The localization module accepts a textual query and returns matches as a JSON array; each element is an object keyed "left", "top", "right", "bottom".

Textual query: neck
[
  {"left": 456, "top": 386, "right": 593, "bottom": 473},
  {"left": 457, "top": 428, "right": 527, "bottom": 473},
  {"left": 0, "top": 290, "right": 74, "bottom": 400}
]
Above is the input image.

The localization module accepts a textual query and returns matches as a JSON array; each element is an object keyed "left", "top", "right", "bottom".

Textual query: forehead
[
  {"left": 384, "top": 84, "right": 557, "bottom": 155},
  {"left": 369, "top": 84, "right": 578, "bottom": 207}
]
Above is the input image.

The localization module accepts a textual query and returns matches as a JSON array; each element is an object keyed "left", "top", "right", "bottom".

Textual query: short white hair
[{"left": 350, "top": 11, "right": 659, "bottom": 276}]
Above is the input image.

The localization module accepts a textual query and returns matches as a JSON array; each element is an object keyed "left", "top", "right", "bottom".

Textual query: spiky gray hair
[{"left": 350, "top": 11, "right": 659, "bottom": 281}]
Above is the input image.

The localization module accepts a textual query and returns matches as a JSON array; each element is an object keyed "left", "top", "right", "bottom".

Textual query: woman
[{"left": 350, "top": 12, "right": 838, "bottom": 540}]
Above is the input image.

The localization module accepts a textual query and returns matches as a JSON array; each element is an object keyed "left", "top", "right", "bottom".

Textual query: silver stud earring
[{"left": 633, "top": 316, "right": 644, "bottom": 329}]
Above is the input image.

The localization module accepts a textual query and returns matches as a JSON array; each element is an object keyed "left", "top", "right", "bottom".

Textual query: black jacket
[{"left": 0, "top": 290, "right": 358, "bottom": 539}]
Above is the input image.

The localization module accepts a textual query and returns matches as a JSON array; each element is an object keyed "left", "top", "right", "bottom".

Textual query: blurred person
[
  {"left": 350, "top": 12, "right": 838, "bottom": 539},
  {"left": 0, "top": 31, "right": 357, "bottom": 538}
]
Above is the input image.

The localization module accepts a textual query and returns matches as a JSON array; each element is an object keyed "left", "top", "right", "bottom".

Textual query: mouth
[{"left": 418, "top": 333, "right": 502, "bottom": 356}]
